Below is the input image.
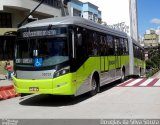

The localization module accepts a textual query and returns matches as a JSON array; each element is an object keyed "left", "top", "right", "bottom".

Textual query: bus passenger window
[
  {"left": 107, "top": 35, "right": 114, "bottom": 55},
  {"left": 124, "top": 39, "right": 128, "bottom": 54},
  {"left": 100, "top": 36, "right": 106, "bottom": 56},
  {"left": 120, "top": 38, "right": 124, "bottom": 55},
  {"left": 88, "top": 32, "right": 98, "bottom": 56},
  {"left": 76, "top": 27, "right": 87, "bottom": 58}
]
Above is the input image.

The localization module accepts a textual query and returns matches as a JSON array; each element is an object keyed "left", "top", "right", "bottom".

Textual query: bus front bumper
[{"left": 12, "top": 74, "right": 76, "bottom": 95}]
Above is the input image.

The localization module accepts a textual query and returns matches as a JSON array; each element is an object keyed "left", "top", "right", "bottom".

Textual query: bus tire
[
  {"left": 90, "top": 76, "right": 99, "bottom": 96},
  {"left": 20, "top": 93, "right": 30, "bottom": 97}
]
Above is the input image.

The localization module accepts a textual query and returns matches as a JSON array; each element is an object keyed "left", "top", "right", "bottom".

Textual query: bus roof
[{"left": 20, "top": 16, "right": 128, "bottom": 38}]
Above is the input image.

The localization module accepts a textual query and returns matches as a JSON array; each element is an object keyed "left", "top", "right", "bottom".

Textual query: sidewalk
[
  {"left": 0, "top": 79, "right": 13, "bottom": 89},
  {"left": 0, "top": 74, "right": 6, "bottom": 80},
  {"left": 151, "top": 70, "right": 160, "bottom": 79},
  {"left": 0, "top": 74, "right": 13, "bottom": 87}
]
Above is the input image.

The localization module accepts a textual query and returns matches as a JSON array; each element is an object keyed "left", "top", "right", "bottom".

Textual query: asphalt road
[{"left": 0, "top": 78, "right": 160, "bottom": 119}]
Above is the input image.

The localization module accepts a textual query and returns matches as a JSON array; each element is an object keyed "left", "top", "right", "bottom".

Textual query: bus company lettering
[{"left": 22, "top": 30, "right": 56, "bottom": 37}]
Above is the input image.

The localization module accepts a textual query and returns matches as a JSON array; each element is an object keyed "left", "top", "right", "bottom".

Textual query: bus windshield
[{"left": 15, "top": 37, "right": 69, "bottom": 67}]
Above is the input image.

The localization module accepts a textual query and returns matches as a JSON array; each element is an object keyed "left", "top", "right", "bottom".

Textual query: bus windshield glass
[{"left": 15, "top": 37, "right": 69, "bottom": 67}]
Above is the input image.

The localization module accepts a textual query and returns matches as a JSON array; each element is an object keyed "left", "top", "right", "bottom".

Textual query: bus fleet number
[{"left": 42, "top": 73, "right": 52, "bottom": 77}]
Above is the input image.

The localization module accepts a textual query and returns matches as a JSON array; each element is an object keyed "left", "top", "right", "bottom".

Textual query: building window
[
  {"left": 0, "top": 36, "right": 16, "bottom": 60},
  {"left": 0, "top": 13, "right": 12, "bottom": 28},
  {"left": 73, "top": 8, "right": 81, "bottom": 16},
  {"left": 37, "top": 0, "right": 61, "bottom": 9}
]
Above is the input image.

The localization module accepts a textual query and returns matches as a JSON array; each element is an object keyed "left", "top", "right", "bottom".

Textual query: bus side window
[
  {"left": 77, "top": 33, "right": 82, "bottom": 46},
  {"left": 76, "top": 27, "right": 82, "bottom": 58},
  {"left": 87, "top": 31, "right": 92, "bottom": 56},
  {"left": 97, "top": 35, "right": 101, "bottom": 55},
  {"left": 100, "top": 36, "right": 108, "bottom": 56},
  {"left": 107, "top": 35, "right": 114, "bottom": 55},
  {"left": 91, "top": 32, "right": 98, "bottom": 56},
  {"left": 114, "top": 38, "right": 120, "bottom": 55},
  {"left": 120, "top": 38, "right": 124, "bottom": 55},
  {"left": 76, "top": 27, "right": 87, "bottom": 58},
  {"left": 104, "top": 36, "right": 109, "bottom": 56},
  {"left": 117, "top": 38, "right": 121, "bottom": 56},
  {"left": 124, "top": 39, "right": 128, "bottom": 55}
]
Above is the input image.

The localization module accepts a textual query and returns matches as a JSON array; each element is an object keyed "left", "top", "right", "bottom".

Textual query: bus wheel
[
  {"left": 90, "top": 77, "right": 99, "bottom": 96},
  {"left": 121, "top": 70, "right": 125, "bottom": 83},
  {"left": 20, "top": 93, "right": 30, "bottom": 97}
]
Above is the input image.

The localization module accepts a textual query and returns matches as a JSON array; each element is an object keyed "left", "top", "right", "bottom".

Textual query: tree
[{"left": 147, "top": 44, "right": 160, "bottom": 69}]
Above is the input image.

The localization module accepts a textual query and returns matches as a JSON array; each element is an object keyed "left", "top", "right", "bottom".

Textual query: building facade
[
  {"left": 0, "top": 0, "right": 61, "bottom": 74},
  {"left": 0, "top": 0, "right": 61, "bottom": 30},
  {"left": 68, "top": 0, "right": 102, "bottom": 23},
  {"left": 144, "top": 29, "right": 159, "bottom": 47},
  {"left": 156, "top": 29, "right": 160, "bottom": 44}
]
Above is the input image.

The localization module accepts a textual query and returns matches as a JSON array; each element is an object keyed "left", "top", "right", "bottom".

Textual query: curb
[{"left": 0, "top": 85, "right": 19, "bottom": 100}]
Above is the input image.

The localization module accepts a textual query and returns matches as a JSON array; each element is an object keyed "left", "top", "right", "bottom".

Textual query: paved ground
[
  {"left": 0, "top": 77, "right": 160, "bottom": 119},
  {"left": 0, "top": 74, "right": 13, "bottom": 87},
  {"left": 0, "top": 72, "right": 160, "bottom": 120},
  {"left": 0, "top": 74, "right": 6, "bottom": 80},
  {"left": 152, "top": 71, "right": 160, "bottom": 79}
]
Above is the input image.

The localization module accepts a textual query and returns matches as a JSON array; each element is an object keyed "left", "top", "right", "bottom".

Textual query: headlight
[{"left": 54, "top": 66, "right": 70, "bottom": 78}]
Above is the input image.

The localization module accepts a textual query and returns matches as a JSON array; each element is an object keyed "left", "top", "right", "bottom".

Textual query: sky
[
  {"left": 80, "top": 0, "right": 160, "bottom": 36},
  {"left": 138, "top": 0, "right": 160, "bottom": 36}
]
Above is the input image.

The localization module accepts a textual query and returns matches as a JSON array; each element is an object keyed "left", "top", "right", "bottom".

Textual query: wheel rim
[
  {"left": 121, "top": 71, "right": 125, "bottom": 82},
  {"left": 92, "top": 78, "right": 97, "bottom": 91}
]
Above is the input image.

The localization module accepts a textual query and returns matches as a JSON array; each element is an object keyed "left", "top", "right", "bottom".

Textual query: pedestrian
[{"left": 5, "top": 61, "right": 13, "bottom": 80}]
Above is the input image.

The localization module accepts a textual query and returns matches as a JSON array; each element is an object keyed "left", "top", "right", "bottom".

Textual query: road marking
[
  {"left": 147, "top": 78, "right": 159, "bottom": 87},
  {"left": 153, "top": 79, "right": 160, "bottom": 86},
  {"left": 133, "top": 78, "right": 147, "bottom": 87},
  {"left": 139, "top": 78, "right": 154, "bottom": 86},
  {"left": 117, "top": 79, "right": 134, "bottom": 87},
  {"left": 125, "top": 79, "right": 143, "bottom": 86},
  {"left": 117, "top": 78, "right": 160, "bottom": 87}
]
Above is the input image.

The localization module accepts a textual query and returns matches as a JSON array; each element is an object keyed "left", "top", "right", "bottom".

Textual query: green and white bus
[{"left": 13, "top": 16, "right": 145, "bottom": 96}]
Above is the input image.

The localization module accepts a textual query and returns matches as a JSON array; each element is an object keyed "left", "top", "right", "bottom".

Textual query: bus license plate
[{"left": 29, "top": 87, "right": 39, "bottom": 92}]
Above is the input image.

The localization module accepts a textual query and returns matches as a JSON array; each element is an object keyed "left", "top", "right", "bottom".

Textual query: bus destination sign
[{"left": 22, "top": 30, "right": 57, "bottom": 38}]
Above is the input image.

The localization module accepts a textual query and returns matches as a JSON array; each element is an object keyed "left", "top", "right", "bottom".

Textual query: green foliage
[
  {"left": 146, "top": 68, "right": 159, "bottom": 78},
  {"left": 146, "top": 44, "right": 160, "bottom": 77},
  {"left": 146, "top": 60, "right": 155, "bottom": 69}
]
